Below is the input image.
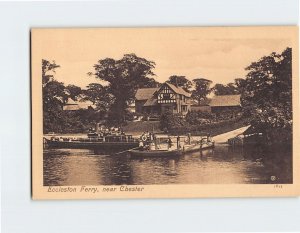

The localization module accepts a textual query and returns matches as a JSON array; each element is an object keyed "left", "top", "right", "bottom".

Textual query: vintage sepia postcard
[{"left": 31, "top": 26, "right": 299, "bottom": 199}]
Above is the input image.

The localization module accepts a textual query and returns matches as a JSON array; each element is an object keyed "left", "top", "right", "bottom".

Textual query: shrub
[
  {"left": 159, "top": 111, "right": 187, "bottom": 131},
  {"left": 169, "top": 117, "right": 246, "bottom": 136},
  {"left": 186, "top": 111, "right": 215, "bottom": 125}
]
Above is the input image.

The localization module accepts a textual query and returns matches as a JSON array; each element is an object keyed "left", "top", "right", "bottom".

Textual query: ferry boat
[
  {"left": 130, "top": 148, "right": 182, "bottom": 158},
  {"left": 129, "top": 134, "right": 214, "bottom": 158},
  {"left": 44, "top": 132, "right": 139, "bottom": 152},
  {"left": 183, "top": 135, "right": 215, "bottom": 153}
]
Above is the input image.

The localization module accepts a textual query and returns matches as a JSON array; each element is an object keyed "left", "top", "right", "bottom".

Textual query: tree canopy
[
  {"left": 242, "top": 47, "right": 292, "bottom": 142},
  {"left": 212, "top": 83, "right": 240, "bottom": 96},
  {"left": 65, "top": 84, "right": 82, "bottom": 101},
  {"left": 89, "top": 53, "right": 157, "bottom": 123},
  {"left": 83, "top": 83, "right": 114, "bottom": 113},
  {"left": 42, "top": 60, "right": 66, "bottom": 110},
  {"left": 167, "top": 75, "right": 192, "bottom": 92},
  {"left": 42, "top": 60, "right": 105, "bottom": 133},
  {"left": 42, "top": 59, "right": 60, "bottom": 86},
  {"left": 192, "top": 78, "right": 212, "bottom": 104}
]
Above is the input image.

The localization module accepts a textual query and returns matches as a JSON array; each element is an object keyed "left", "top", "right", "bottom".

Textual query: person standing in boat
[
  {"left": 139, "top": 140, "right": 144, "bottom": 149},
  {"left": 187, "top": 133, "right": 191, "bottom": 145},
  {"left": 167, "top": 136, "right": 173, "bottom": 149},
  {"left": 140, "top": 132, "right": 148, "bottom": 148},
  {"left": 153, "top": 133, "right": 158, "bottom": 150},
  {"left": 177, "top": 135, "right": 182, "bottom": 149}
]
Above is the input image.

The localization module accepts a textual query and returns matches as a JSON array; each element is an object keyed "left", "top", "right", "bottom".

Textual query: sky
[{"left": 33, "top": 27, "right": 293, "bottom": 88}]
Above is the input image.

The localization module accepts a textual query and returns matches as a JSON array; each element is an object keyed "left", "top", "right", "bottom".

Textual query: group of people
[
  {"left": 138, "top": 132, "right": 212, "bottom": 151},
  {"left": 139, "top": 132, "right": 177, "bottom": 151},
  {"left": 89, "top": 126, "right": 125, "bottom": 137},
  {"left": 139, "top": 131, "right": 157, "bottom": 149}
]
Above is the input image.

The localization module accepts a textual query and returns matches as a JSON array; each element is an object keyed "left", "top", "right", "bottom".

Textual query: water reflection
[{"left": 43, "top": 145, "right": 292, "bottom": 186}]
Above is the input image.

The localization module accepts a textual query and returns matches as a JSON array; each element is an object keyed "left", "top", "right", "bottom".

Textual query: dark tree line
[
  {"left": 166, "top": 74, "right": 244, "bottom": 104},
  {"left": 241, "top": 47, "right": 292, "bottom": 143},
  {"left": 43, "top": 48, "right": 292, "bottom": 142},
  {"left": 42, "top": 60, "right": 107, "bottom": 133}
]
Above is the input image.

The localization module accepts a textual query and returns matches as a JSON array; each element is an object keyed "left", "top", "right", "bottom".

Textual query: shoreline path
[{"left": 213, "top": 125, "right": 250, "bottom": 144}]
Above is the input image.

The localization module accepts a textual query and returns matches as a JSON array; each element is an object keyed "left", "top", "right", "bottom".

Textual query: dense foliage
[
  {"left": 161, "top": 112, "right": 246, "bottom": 136},
  {"left": 185, "top": 111, "right": 215, "bottom": 125},
  {"left": 167, "top": 75, "right": 192, "bottom": 92},
  {"left": 212, "top": 82, "right": 240, "bottom": 95},
  {"left": 89, "top": 54, "right": 159, "bottom": 123},
  {"left": 159, "top": 111, "right": 186, "bottom": 132},
  {"left": 42, "top": 60, "right": 104, "bottom": 133},
  {"left": 241, "top": 47, "right": 292, "bottom": 143},
  {"left": 191, "top": 78, "right": 212, "bottom": 104}
]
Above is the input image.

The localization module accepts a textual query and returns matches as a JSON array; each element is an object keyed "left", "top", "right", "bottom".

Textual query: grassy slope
[{"left": 122, "top": 121, "right": 162, "bottom": 135}]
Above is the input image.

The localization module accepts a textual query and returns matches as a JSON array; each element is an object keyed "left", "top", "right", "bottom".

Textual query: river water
[{"left": 43, "top": 145, "right": 292, "bottom": 186}]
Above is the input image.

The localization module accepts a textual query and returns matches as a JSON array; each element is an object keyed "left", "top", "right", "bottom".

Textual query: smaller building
[
  {"left": 209, "top": 94, "right": 241, "bottom": 117},
  {"left": 63, "top": 98, "right": 95, "bottom": 111},
  {"left": 190, "top": 95, "right": 241, "bottom": 117},
  {"left": 135, "top": 88, "right": 159, "bottom": 113},
  {"left": 190, "top": 99, "right": 212, "bottom": 112}
]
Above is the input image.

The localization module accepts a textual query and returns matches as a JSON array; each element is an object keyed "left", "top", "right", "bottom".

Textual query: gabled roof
[
  {"left": 135, "top": 88, "right": 159, "bottom": 100},
  {"left": 144, "top": 95, "right": 158, "bottom": 106},
  {"left": 163, "top": 82, "right": 191, "bottom": 97},
  {"left": 209, "top": 95, "right": 241, "bottom": 107},
  {"left": 65, "top": 98, "right": 77, "bottom": 105}
]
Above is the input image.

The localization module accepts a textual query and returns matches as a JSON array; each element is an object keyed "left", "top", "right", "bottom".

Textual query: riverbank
[
  {"left": 167, "top": 118, "right": 248, "bottom": 137},
  {"left": 44, "top": 124, "right": 250, "bottom": 144},
  {"left": 122, "top": 121, "right": 162, "bottom": 135}
]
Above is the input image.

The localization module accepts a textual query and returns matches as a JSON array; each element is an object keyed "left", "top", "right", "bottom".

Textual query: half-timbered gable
[
  {"left": 135, "top": 82, "right": 191, "bottom": 116},
  {"left": 157, "top": 84, "right": 176, "bottom": 104}
]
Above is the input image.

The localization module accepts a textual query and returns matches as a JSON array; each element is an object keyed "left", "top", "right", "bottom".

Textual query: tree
[
  {"left": 142, "top": 78, "right": 160, "bottom": 88},
  {"left": 65, "top": 84, "right": 82, "bottom": 101},
  {"left": 213, "top": 83, "right": 239, "bottom": 95},
  {"left": 242, "top": 47, "right": 292, "bottom": 143},
  {"left": 89, "top": 53, "right": 157, "bottom": 123},
  {"left": 42, "top": 60, "right": 105, "bottom": 133},
  {"left": 42, "top": 60, "right": 66, "bottom": 110},
  {"left": 192, "top": 78, "right": 212, "bottom": 104},
  {"left": 83, "top": 83, "right": 114, "bottom": 113},
  {"left": 168, "top": 75, "right": 192, "bottom": 92},
  {"left": 42, "top": 59, "right": 60, "bottom": 86},
  {"left": 234, "top": 78, "right": 246, "bottom": 93},
  {"left": 42, "top": 60, "right": 69, "bottom": 133}
]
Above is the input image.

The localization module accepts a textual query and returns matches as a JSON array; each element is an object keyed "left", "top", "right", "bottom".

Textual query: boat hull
[
  {"left": 130, "top": 149, "right": 182, "bottom": 158},
  {"left": 183, "top": 142, "right": 215, "bottom": 154},
  {"left": 45, "top": 139, "right": 139, "bottom": 152}
]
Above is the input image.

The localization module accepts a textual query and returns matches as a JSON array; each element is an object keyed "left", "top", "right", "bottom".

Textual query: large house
[{"left": 135, "top": 82, "right": 191, "bottom": 116}]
